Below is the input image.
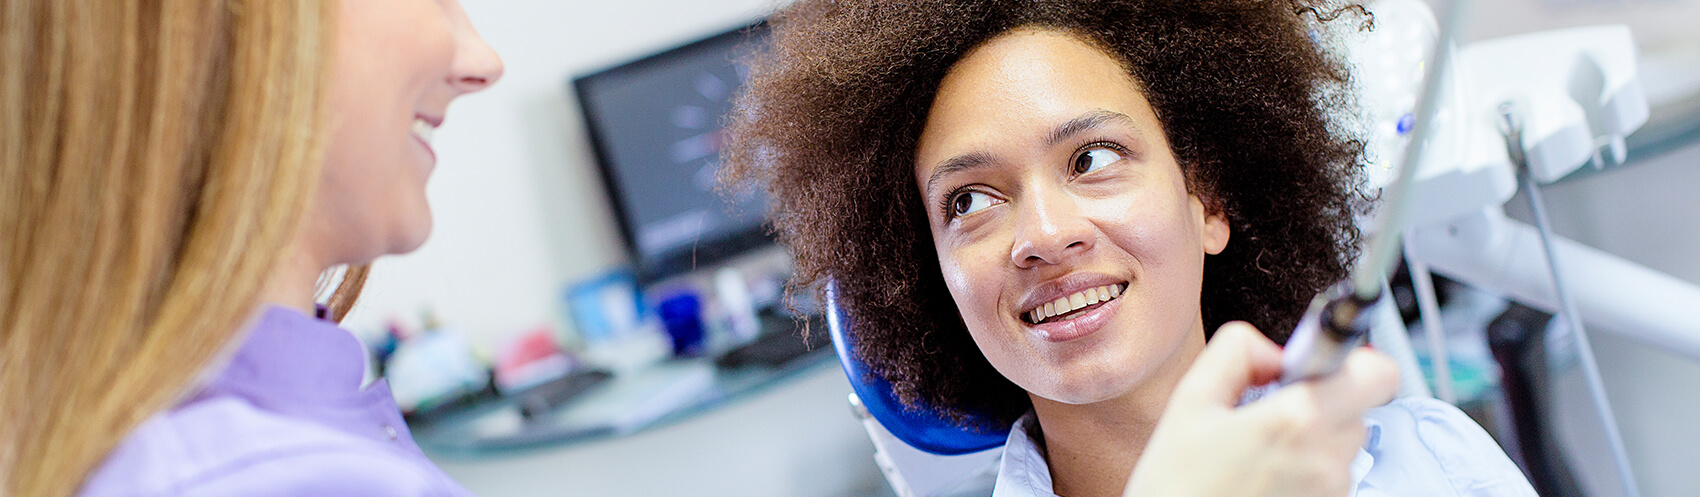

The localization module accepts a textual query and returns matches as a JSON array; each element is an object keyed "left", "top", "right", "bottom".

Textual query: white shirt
[{"left": 992, "top": 396, "right": 1539, "bottom": 497}]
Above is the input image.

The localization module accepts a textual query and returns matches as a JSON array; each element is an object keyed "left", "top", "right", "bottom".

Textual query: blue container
[{"left": 657, "top": 293, "right": 705, "bottom": 357}]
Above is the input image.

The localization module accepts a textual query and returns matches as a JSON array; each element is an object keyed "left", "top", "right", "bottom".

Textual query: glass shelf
[{"left": 410, "top": 345, "right": 837, "bottom": 458}]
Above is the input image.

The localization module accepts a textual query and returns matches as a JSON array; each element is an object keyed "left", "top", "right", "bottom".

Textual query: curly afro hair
[{"left": 722, "top": 0, "right": 1369, "bottom": 430}]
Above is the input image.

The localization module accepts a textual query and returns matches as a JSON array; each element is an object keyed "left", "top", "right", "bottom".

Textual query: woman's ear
[{"left": 1199, "top": 199, "right": 1230, "bottom": 255}]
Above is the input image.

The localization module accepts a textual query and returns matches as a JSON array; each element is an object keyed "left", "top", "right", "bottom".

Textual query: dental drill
[{"left": 1277, "top": 0, "right": 1463, "bottom": 385}]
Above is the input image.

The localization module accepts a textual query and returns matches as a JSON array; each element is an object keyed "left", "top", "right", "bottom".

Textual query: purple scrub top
[{"left": 77, "top": 306, "right": 476, "bottom": 497}]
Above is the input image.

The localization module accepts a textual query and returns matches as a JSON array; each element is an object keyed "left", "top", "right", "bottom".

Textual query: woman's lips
[
  {"left": 411, "top": 115, "right": 440, "bottom": 167},
  {"left": 411, "top": 132, "right": 436, "bottom": 166},
  {"left": 1025, "top": 293, "right": 1122, "bottom": 343},
  {"left": 1024, "top": 282, "right": 1124, "bottom": 324}
]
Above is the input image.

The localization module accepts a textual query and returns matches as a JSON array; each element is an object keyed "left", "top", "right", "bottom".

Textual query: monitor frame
[{"left": 571, "top": 21, "right": 771, "bottom": 286}]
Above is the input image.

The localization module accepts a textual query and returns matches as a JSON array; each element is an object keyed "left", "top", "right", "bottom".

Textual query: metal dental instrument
[
  {"left": 1278, "top": 0, "right": 1464, "bottom": 385},
  {"left": 1500, "top": 102, "right": 1643, "bottom": 497}
]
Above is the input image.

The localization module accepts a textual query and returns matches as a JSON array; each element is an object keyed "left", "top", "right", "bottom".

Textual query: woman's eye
[
  {"left": 1072, "top": 147, "right": 1123, "bottom": 175},
  {"left": 950, "top": 190, "right": 996, "bottom": 217}
]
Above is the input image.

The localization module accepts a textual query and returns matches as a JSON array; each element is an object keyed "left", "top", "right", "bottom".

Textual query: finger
[
  {"left": 1170, "top": 321, "right": 1285, "bottom": 409},
  {"left": 1239, "top": 384, "right": 1372, "bottom": 464},
  {"left": 1308, "top": 347, "right": 1400, "bottom": 416}
]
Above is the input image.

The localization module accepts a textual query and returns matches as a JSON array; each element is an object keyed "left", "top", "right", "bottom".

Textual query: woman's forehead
[{"left": 914, "top": 29, "right": 1163, "bottom": 179}]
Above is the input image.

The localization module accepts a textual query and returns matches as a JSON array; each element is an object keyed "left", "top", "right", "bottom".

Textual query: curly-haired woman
[{"left": 724, "top": 1, "right": 1537, "bottom": 495}]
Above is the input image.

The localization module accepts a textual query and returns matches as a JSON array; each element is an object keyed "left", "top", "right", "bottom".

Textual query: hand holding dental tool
[
  {"left": 1277, "top": 284, "right": 1383, "bottom": 385},
  {"left": 1130, "top": 323, "right": 1399, "bottom": 497},
  {"left": 1277, "top": 0, "right": 1463, "bottom": 385}
]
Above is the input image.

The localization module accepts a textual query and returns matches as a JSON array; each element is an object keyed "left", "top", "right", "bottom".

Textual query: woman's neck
[
  {"left": 1032, "top": 325, "right": 1207, "bottom": 497},
  {"left": 259, "top": 241, "right": 328, "bottom": 315}
]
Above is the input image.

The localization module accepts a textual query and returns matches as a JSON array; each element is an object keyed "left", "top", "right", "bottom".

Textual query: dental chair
[{"left": 824, "top": 286, "right": 1005, "bottom": 497}]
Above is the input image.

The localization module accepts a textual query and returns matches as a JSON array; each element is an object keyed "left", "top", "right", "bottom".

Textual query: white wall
[{"left": 340, "top": 0, "right": 782, "bottom": 349}]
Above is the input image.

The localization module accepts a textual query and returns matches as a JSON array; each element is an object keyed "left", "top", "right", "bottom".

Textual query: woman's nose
[
  {"left": 444, "top": 0, "right": 504, "bottom": 94},
  {"left": 1009, "top": 187, "right": 1094, "bottom": 268}
]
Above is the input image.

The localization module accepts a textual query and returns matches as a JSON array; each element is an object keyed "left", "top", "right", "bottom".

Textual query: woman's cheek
[
  {"left": 938, "top": 239, "right": 1003, "bottom": 327},
  {"left": 1093, "top": 188, "right": 1187, "bottom": 257},
  {"left": 1080, "top": 187, "right": 1141, "bottom": 221},
  {"left": 939, "top": 256, "right": 971, "bottom": 303}
]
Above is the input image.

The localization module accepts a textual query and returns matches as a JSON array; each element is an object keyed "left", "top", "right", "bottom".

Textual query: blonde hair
[{"left": 0, "top": 0, "right": 339, "bottom": 495}]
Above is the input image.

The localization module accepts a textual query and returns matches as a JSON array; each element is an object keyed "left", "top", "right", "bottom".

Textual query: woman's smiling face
[
  {"left": 914, "top": 29, "right": 1230, "bottom": 405},
  {"left": 311, "top": 0, "right": 503, "bottom": 265}
]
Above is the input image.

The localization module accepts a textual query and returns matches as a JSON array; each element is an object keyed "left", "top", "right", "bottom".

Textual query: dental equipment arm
[{"left": 1318, "top": 11, "right": 1668, "bottom": 497}]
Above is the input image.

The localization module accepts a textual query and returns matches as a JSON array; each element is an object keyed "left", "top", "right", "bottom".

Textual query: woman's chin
[
  {"left": 1028, "top": 371, "right": 1146, "bottom": 406},
  {"left": 387, "top": 209, "right": 435, "bottom": 255},
  {"left": 391, "top": 224, "right": 433, "bottom": 255}
]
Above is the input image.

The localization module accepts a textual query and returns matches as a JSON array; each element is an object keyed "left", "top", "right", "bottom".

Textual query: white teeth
[
  {"left": 411, "top": 118, "right": 435, "bottom": 143},
  {"left": 1028, "top": 283, "right": 1127, "bottom": 323}
]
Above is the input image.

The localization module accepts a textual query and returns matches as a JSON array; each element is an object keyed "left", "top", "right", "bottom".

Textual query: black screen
[{"left": 574, "top": 23, "right": 770, "bottom": 283}]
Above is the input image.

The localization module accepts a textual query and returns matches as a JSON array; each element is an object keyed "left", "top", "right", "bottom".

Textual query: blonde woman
[{"left": 1, "top": 0, "right": 501, "bottom": 495}]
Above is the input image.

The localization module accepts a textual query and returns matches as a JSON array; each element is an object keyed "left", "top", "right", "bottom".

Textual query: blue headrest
[{"left": 825, "top": 283, "right": 1008, "bottom": 455}]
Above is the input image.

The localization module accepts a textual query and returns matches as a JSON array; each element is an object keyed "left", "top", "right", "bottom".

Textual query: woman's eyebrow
[
  {"left": 924, "top": 110, "right": 1139, "bottom": 194},
  {"left": 925, "top": 150, "right": 997, "bottom": 194},
  {"left": 1047, "top": 110, "right": 1139, "bottom": 148}
]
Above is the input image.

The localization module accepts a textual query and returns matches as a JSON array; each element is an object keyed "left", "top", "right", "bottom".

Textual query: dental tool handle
[{"left": 1279, "top": 285, "right": 1381, "bottom": 385}]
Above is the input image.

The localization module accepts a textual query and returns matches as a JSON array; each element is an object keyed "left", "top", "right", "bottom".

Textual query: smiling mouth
[
  {"left": 1023, "top": 282, "right": 1126, "bottom": 325},
  {"left": 411, "top": 117, "right": 437, "bottom": 143}
]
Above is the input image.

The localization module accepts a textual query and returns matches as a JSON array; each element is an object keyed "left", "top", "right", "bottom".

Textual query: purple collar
[
  {"left": 79, "top": 305, "right": 469, "bottom": 496},
  {"left": 195, "top": 305, "right": 369, "bottom": 411}
]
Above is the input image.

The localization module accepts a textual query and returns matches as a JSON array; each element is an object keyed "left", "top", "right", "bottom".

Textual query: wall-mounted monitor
[{"left": 573, "top": 22, "right": 770, "bottom": 284}]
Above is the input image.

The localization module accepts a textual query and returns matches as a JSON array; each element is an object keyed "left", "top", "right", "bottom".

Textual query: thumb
[
  {"left": 1169, "top": 321, "right": 1285, "bottom": 410},
  {"left": 1307, "top": 347, "right": 1401, "bottom": 414}
]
